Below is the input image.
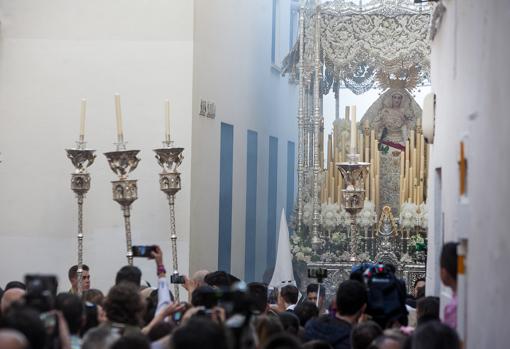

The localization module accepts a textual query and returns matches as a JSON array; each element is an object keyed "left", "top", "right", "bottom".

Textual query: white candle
[
  {"left": 350, "top": 105, "right": 357, "bottom": 154},
  {"left": 79, "top": 98, "right": 86, "bottom": 141},
  {"left": 165, "top": 99, "right": 171, "bottom": 143},
  {"left": 114, "top": 94, "right": 124, "bottom": 143}
]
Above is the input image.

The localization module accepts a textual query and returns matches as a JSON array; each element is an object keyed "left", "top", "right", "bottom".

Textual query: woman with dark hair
[{"left": 102, "top": 282, "right": 145, "bottom": 336}]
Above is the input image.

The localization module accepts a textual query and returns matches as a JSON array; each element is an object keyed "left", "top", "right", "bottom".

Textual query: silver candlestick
[
  {"left": 337, "top": 153, "right": 370, "bottom": 262},
  {"left": 104, "top": 145, "right": 141, "bottom": 266},
  {"left": 154, "top": 141, "right": 184, "bottom": 302},
  {"left": 66, "top": 140, "right": 96, "bottom": 295}
]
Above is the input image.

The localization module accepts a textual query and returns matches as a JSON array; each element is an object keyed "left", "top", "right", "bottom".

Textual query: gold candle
[
  {"left": 411, "top": 145, "right": 416, "bottom": 177},
  {"left": 414, "top": 178, "right": 419, "bottom": 204},
  {"left": 420, "top": 134, "right": 425, "bottom": 202},
  {"left": 371, "top": 177, "right": 376, "bottom": 204},
  {"left": 375, "top": 140, "right": 381, "bottom": 177},
  {"left": 405, "top": 140, "right": 410, "bottom": 178},
  {"left": 400, "top": 152, "right": 405, "bottom": 205},
  {"left": 410, "top": 130, "right": 415, "bottom": 153},
  {"left": 359, "top": 133, "right": 364, "bottom": 159},
  {"left": 328, "top": 134, "right": 333, "bottom": 164},
  {"left": 341, "top": 130, "right": 345, "bottom": 160},
  {"left": 400, "top": 175, "right": 404, "bottom": 204},
  {"left": 408, "top": 167, "right": 413, "bottom": 203},
  {"left": 416, "top": 132, "right": 421, "bottom": 176},
  {"left": 400, "top": 151, "right": 405, "bottom": 178},
  {"left": 375, "top": 173, "right": 381, "bottom": 211},
  {"left": 369, "top": 158, "right": 374, "bottom": 199},
  {"left": 370, "top": 130, "right": 375, "bottom": 161},
  {"left": 405, "top": 174, "right": 408, "bottom": 203}
]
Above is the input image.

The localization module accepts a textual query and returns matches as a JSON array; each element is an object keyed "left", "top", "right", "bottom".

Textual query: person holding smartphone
[{"left": 150, "top": 246, "right": 173, "bottom": 316}]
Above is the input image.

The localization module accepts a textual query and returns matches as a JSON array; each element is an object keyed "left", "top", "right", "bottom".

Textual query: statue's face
[{"left": 392, "top": 94, "right": 403, "bottom": 108}]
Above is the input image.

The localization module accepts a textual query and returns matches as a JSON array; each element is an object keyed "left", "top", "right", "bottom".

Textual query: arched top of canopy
[{"left": 282, "top": 0, "right": 432, "bottom": 95}]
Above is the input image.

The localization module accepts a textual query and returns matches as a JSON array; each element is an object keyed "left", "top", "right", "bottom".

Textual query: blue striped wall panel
[
  {"left": 266, "top": 136, "right": 278, "bottom": 267},
  {"left": 244, "top": 130, "right": 258, "bottom": 282},
  {"left": 218, "top": 123, "right": 234, "bottom": 272}
]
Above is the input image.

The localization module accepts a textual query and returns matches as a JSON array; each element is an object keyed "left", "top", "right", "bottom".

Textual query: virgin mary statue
[{"left": 361, "top": 88, "right": 422, "bottom": 213}]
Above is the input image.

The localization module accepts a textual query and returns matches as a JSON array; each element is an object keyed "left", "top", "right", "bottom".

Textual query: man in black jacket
[{"left": 304, "top": 280, "right": 367, "bottom": 349}]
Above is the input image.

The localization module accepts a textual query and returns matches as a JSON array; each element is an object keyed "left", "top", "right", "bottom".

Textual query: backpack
[{"left": 363, "top": 264, "right": 407, "bottom": 328}]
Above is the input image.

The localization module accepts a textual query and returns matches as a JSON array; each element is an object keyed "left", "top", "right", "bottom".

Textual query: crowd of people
[{"left": 0, "top": 243, "right": 461, "bottom": 349}]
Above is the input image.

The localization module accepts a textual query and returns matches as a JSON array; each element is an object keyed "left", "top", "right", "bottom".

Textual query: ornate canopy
[{"left": 282, "top": 0, "right": 432, "bottom": 94}]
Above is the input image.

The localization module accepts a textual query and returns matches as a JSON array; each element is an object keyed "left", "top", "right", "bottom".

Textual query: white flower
[
  {"left": 295, "top": 252, "right": 305, "bottom": 261},
  {"left": 303, "top": 202, "right": 314, "bottom": 227},
  {"left": 400, "top": 253, "right": 413, "bottom": 264},
  {"left": 331, "top": 232, "right": 342, "bottom": 244},
  {"left": 400, "top": 201, "right": 417, "bottom": 228},
  {"left": 321, "top": 203, "right": 341, "bottom": 231},
  {"left": 358, "top": 200, "right": 377, "bottom": 228},
  {"left": 416, "top": 202, "right": 428, "bottom": 228},
  {"left": 338, "top": 207, "right": 352, "bottom": 227}
]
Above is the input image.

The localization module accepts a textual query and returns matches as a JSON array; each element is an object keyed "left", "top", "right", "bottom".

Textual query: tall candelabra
[
  {"left": 66, "top": 141, "right": 96, "bottom": 295},
  {"left": 104, "top": 144, "right": 141, "bottom": 266},
  {"left": 154, "top": 141, "right": 184, "bottom": 302},
  {"left": 337, "top": 154, "right": 370, "bottom": 262}
]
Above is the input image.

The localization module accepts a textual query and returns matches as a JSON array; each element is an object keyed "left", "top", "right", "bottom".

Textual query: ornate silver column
[
  {"left": 311, "top": 2, "right": 322, "bottom": 249},
  {"left": 337, "top": 153, "right": 370, "bottom": 262},
  {"left": 66, "top": 141, "right": 96, "bottom": 295},
  {"left": 297, "top": 3, "right": 305, "bottom": 234},
  {"left": 334, "top": 81, "right": 340, "bottom": 120},
  {"left": 154, "top": 142, "right": 184, "bottom": 302},
  {"left": 104, "top": 144, "right": 141, "bottom": 266}
]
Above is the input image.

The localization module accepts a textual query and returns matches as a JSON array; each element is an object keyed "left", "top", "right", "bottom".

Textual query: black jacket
[{"left": 304, "top": 315, "right": 352, "bottom": 349}]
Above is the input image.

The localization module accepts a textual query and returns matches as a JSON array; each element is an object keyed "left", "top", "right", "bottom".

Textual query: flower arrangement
[
  {"left": 290, "top": 199, "right": 427, "bottom": 264},
  {"left": 399, "top": 201, "right": 417, "bottom": 229},
  {"left": 416, "top": 202, "right": 428, "bottom": 229},
  {"left": 358, "top": 200, "right": 377, "bottom": 228},
  {"left": 321, "top": 203, "right": 340, "bottom": 232},
  {"left": 408, "top": 233, "right": 426, "bottom": 254},
  {"left": 290, "top": 234, "right": 312, "bottom": 263}
]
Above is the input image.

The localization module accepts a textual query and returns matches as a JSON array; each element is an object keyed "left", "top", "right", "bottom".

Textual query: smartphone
[
  {"left": 170, "top": 273, "right": 185, "bottom": 284},
  {"left": 131, "top": 245, "right": 157, "bottom": 258},
  {"left": 172, "top": 311, "right": 183, "bottom": 323}
]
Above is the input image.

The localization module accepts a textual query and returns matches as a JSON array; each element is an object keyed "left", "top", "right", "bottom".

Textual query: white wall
[
  {"left": 427, "top": 0, "right": 510, "bottom": 346},
  {"left": 190, "top": 0, "right": 298, "bottom": 280},
  {"left": 0, "top": 0, "right": 194, "bottom": 293}
]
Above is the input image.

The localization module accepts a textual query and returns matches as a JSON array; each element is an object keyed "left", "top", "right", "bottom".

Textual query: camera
[
  {"left": 24, "top": 274, "right": 60, "bottom": 349},
  {"left": 24, "top": 274, "right": 58, "bottom": 313},
  {"left": 194, "top": 282, "right": 256, "bottom": 316},
  {"left": 170, "top": 273, "right": 185, "bottom": 284},
  {"left": 132, "top": 245, "right": 157, "bottom": 258},
  {"left": 350, "top": 263, "right": 408, "bottom": 328},
  {"left": 308, "top": 268, "right": 328, "bottom": 283}
]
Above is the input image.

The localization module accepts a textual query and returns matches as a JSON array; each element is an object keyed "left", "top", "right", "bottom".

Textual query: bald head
[
  {"left": 1, "top": 288, "right": 25, "bottom": 314},
  {"left": 0, "top": 330, "right": 28, "bottom": 349},
  {"left": 192, "top": 270, "right": 210, "bottom": 286}
]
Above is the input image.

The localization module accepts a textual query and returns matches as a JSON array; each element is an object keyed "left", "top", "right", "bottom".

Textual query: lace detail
[{"left": 282, "top": 1, "right": 431, "bottom": 95}]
